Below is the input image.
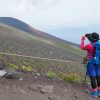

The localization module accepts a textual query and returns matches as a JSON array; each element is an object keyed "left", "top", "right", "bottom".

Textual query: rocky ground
[{"left": 0, "top": 70, "right": 99, "bottom": 100}]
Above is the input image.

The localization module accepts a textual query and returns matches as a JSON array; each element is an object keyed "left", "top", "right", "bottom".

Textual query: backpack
[{"left": 93, "top": 41, "right": 100, "bottom": 64}]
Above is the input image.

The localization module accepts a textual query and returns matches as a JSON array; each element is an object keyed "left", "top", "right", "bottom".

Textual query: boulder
[
  {"left": 0, "top": 70, "right": 7, "bottom": 77},
  {"left": 41, "top": 85, "right": 54, "bottom": 93},
  {"left": 5, "top": 70, "right": 21, "bottom": 79}
]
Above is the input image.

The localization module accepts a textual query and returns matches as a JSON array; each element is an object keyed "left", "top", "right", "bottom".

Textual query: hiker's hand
[{"left": 82, "top": 36, "right": 85, "bottom": 40}]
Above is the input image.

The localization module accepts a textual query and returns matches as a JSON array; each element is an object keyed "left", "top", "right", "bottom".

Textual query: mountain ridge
[{"left": 0, "top": 17, "right": 79, "bottom": 47}]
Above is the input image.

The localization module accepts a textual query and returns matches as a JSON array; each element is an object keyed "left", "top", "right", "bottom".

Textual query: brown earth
[{"left": 0, "top": 72, "right": 99, "bottom": 100}]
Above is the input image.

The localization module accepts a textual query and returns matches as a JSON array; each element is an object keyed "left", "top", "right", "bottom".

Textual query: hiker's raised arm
[{"left": 80, "top": 36, "right": 88, "bottom": 50}]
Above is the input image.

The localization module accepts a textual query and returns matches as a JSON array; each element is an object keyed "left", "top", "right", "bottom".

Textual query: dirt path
[{"left": 0, "top": 73, "right": 99, "bottom": 100}]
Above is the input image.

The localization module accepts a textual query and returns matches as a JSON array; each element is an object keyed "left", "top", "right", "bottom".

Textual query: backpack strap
[{"left": 90, "top": 42, "right": 96, "bottom": 58}]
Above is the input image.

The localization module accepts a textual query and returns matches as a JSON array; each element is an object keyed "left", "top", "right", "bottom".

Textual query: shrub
[
  {"left": 47, "top": 71, "right": 58, "bottom": 78},
  {"left": 59, "top": 72, "right": 81, "bottom": 83},
  {"left": 7, "top": 63, "right": 33, "bottom": 71}
]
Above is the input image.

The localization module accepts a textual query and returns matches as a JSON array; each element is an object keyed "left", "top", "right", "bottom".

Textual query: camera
[{"left": 85, "top": 33, "right": 90, "bottom": 37}]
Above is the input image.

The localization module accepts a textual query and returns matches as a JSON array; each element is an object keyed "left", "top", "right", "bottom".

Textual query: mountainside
[
  {"left": 0, "top": 17, "right": 79, "bottom": 47},
  {"left": 0, "top": 23, "right": 84, "bottom": 62}
]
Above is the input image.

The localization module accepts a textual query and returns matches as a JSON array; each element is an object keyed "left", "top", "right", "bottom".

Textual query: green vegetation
[
  {"left": 47, "top": 71, "right": 58, "bottom": 78},
  {"left": 59, "top": 72, "right": 82, "bottom": 83},
  {"left": 7, "top": 63, "right": 33, "bottom": 71},
  {"left": 46, "top": 70, "right": 83, "bottom": 83}
]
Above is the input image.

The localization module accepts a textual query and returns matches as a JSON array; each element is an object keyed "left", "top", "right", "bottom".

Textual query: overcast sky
[{"left": 0, "top": 0, "right": 100, "bottom": 43}]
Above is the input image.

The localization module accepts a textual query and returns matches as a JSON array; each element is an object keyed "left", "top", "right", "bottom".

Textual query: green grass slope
[{"left": 0, "top": 23, "right": 84, "bottom": 62}]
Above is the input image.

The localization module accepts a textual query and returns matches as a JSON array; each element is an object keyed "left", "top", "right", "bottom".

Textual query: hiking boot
[
  {"left": 89, "top": 91, "right": 98, "bottom": 98},
  {"left": 97, "top": 90, "right": 100, "bottom": 97}
]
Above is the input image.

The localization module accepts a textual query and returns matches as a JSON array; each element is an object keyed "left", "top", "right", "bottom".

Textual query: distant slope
[
  {"left": 0, "top": 23, "right": 84, "bottom": 62},
  {"left": 0, "top": 17, "right": 79, "bottom": 47},
  {"left": 0, "top": 17, "right": 32, "bottom": 34}
]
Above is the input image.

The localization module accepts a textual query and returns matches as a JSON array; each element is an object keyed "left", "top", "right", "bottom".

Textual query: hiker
[{"left": 81, "top": 32, "right": 100, "bottom": 97}]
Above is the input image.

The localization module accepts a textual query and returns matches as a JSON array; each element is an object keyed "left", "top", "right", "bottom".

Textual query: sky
[{"left": 0, "top": 0, "right": 100, "bottom": 43}]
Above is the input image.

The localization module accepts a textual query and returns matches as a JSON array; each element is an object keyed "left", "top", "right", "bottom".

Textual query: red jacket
[{"left": 80, "top": 36, "right": 95, "bottom": 58}]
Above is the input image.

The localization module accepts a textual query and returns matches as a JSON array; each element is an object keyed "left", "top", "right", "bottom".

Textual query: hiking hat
[{"left": 85, "top": 32, "right": 100, "bottom": 42}]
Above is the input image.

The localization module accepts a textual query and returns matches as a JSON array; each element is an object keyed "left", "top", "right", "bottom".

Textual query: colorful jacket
[{"left": 80, "top": 36, "right": 95, "bottom": 58}]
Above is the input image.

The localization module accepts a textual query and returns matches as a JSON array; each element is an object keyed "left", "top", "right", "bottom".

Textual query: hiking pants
[
  {"left": 87, "top": 59, "right": 100, "bottom": 76},
  {"left": 87, "top": 58, "right": 100, "bottom": 89}
]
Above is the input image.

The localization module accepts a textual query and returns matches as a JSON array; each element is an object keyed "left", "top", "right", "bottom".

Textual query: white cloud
[{"left": 0, "top": 0, "right": 100, "bottom": 30}]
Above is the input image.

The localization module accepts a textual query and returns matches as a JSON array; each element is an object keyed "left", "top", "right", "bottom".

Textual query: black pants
[{"left": 90, "top": 75, "right": 100, "bottom": 89}]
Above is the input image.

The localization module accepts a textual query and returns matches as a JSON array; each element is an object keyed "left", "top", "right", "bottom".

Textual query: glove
[{"left": 82, "top": 36, "right": 85, "bottom": 40}]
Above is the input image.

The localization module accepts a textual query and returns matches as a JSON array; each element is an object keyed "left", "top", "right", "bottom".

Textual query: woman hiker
[{"left": 81, "top": 32, "right": 100, "bottom": 97}]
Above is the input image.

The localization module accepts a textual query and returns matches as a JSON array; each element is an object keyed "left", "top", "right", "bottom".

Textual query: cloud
[
  {"left": 0, "top": 0, "right": 59, "bottom": 15},
  {"left": 0, "top": 0, "right": 100, "bottom": 30}
]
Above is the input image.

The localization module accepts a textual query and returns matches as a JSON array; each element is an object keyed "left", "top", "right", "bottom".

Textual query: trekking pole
[
  {"left": 82, "top": 57, "right": 89, "bottom": 85},
  {"left": 83, "top": 69, "right": 87, "bottom": 85}
]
